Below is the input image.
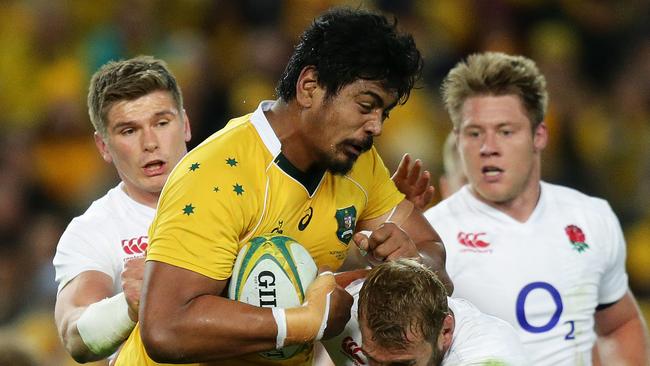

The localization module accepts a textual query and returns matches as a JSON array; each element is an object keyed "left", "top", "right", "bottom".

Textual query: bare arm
[
  {"left": 139, "top": 260, "right": 352, "bottom": 363},
  {"left": 55, "top": 258, "right": 143, "bottom": 363},
  {"left": 54, "top": 271, "right": 115, "bottom": 362},
  {"left": 354, "top": 199, "right": 452, "bottom": 294},
  {"left": 594, "top": 290, "right": 650, "bottom": 365}
]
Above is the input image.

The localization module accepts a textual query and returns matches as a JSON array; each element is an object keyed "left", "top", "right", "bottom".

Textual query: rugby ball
[{"left": 228, "top": 234, "right": 318, "bottom": 360}]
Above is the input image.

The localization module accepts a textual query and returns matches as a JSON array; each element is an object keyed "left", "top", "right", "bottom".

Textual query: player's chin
[
  {"left": 327, "top": 155, "right": 356, "bottom": 176},
  {"left": 477, "top": 186, "right": 513, "bottom": 203},
  {"left": 140, "top": 176, "right": 166, "bottom": 193}
]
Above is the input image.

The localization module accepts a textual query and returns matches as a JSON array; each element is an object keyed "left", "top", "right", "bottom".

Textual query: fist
[
  {"left": 353, "top": 223, "right": 420, "bottom": 265},
  {"left": 121, "top": 257, "right": 145, "bottom": 321},
  {"left": 322, "top": 283, "right": 353, "bottom": 340}
]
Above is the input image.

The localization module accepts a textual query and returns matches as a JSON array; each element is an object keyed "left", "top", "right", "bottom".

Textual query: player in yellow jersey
[{"left": 116, "top": 7, "right": 451, "bottom": 366}]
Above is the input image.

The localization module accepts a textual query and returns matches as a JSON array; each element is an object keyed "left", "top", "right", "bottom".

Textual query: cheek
[
  {"left": 459, "top": 149, "right": 478, "bottom": 170},
  {"left": 110, "top": 142, "right": 137, "bottom": 166},
  {"left": 511, "top": 143, "right": 534, "bottom": 165}
]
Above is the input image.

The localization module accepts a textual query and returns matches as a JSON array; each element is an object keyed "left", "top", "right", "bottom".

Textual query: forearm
[
  {"left": 141, "top": 294, "right": 278, "bottom": 362},
  {"left": 55, "top": 273, "right": 130, "bottom": 362},
  {"left": 597, "top": 316, "right": 650, "bottom": 365},
  {"left": 58, "top": 308, "right": 104, "bottom": 362},
  {"left": 141, "top": 271, "right": 341, "bottom": 363},
  {"left": 65, "top": 294, "right": 136, "bottom": 362},
  {"left": 415, "top": 239, "right": 453, "bottom": 294},
  {"left": 394, "top": 200, "right": 453, "bottom": 293}
]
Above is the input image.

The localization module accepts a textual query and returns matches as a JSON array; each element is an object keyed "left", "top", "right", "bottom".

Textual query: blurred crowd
[{"left": 0, "top": 0, "right": 648, "bottom": 365}]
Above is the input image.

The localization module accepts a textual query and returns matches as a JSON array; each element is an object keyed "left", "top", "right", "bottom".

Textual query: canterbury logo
[
  {"left": 457, "top": 232, "right": 490, "bottom": 248},
  {"left": 341, "top": 336, "right": 365, "bottom": 365},
  {"left": 121, "top": 236, "right": 148, "bottom": 255}
]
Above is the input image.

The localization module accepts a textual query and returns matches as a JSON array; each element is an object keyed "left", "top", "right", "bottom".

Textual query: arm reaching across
[
  {"left": 140, "top": 262, "right": 353, "bottom": 362},
  {"left": 354, "top": 199, "right": 452, "bottom": 294},
  {"left": 55, "top": 270, "right": 137, "bottom": 362}
]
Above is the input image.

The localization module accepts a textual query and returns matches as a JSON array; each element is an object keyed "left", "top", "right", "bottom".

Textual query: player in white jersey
[
  {"left": 323, "top": 260, "right": 527, "bottom": 366},
  {"left": 53, "top": 56, "right": 191, "bottom": 363},
  {"left": 424, "top": 52, "right": 649, "bottom": 365}
]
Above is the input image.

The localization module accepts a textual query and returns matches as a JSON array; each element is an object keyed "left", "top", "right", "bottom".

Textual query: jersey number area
[{"left": 516, "top": 282, "right": 575, "bottom": 340}]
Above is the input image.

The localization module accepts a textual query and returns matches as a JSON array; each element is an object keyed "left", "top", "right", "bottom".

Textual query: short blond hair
[
  {"left": 358, "top": 259, "right": 449, "bottom": 349},
  {"left": 442, "top": 52, "right": 548, "bottom": 130},
  {"left": 88, "top": 56, "right": 183, "bottom": 136}
]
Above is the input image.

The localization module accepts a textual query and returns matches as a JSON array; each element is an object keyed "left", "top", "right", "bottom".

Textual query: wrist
[{"left": 77, "top": 292, "right": 136, "bottom": 356}]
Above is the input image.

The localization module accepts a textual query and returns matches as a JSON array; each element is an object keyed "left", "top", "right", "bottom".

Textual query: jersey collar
[{"left": 251, "top": 100, "right": 326, "bottom": 196}]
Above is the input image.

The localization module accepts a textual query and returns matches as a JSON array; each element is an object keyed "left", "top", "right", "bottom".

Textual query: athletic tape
[{"left": 76, "top": 292, "right": 135, "bottom": 356}]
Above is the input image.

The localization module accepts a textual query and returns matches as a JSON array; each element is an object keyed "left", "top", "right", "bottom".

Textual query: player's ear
[
  {"left": 438, "top": 313, "right": 454, "bottom": 352},
  {"left": 182, "top": 109, "right": 192, "bottom": 143},
  {"left": 94, "top": 131, "right": 113, "bottom": 164},
  {"left": 533, "top": 121, "right": 548, "bottom": 153},
  {"left": 296, "top": 66, "right": 319, "bottom": 108}
]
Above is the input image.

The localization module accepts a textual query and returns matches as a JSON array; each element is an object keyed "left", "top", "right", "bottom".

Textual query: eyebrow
[
  {"left": 110, "top": 110, "right": 177, "bottom": 132},
  {"left": 359, "top": 91, "right": 399, "bottom": 114},
  {"left": 463, "top": 121, "right": 516, "bottom": 130}
]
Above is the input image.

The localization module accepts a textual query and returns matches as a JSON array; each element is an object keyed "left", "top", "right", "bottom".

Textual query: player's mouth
[
  {"left": 342, "top": 137, "right": 373, "bottom": 159},
  {"left": 142, "top": 160, "right": 166, "bottom": 177},
  {"left": 344, "top": 143, "right": 362, "bottom": 158},
  {"left": 482, "top": 165, "right": 503, "bottom": 181}
]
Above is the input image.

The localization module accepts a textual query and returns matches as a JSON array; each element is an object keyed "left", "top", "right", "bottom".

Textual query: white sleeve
[
  {"left": 53, "top": 221, "right": 117, "bottom": 293},
  {"left": 597, "top": 202, "right": 628, "bottom": 305}
]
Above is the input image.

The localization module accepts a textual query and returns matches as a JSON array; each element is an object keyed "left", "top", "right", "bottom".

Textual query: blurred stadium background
[{"left": 0, "top": 0, "right": 648, "bottom": 364}]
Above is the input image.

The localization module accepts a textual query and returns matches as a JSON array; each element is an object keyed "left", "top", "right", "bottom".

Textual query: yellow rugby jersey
[{"left": 116, "top": 101, "right": 404, "bottom": 366}]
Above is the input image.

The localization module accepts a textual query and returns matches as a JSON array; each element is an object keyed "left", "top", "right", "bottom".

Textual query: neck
[
  {"left": 121, "top": 183, "right": 159, "bottom": 209},
  {"left": 491, "top": 184, "right": 540, "bottom": 222},
  {"left": 267, "top": 99, "right": 315, "bottom": 172},
  {"left": 472, "top": 173, "right": 542, "bottom": 223}
]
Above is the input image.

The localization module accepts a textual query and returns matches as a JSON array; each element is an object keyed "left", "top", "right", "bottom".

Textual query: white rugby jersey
[
  {"left": 424, "top": 182, "right": 628, "bottom": 365},
  {"left": 54, "top": 182, "right": 155, "bottom": 293},
  {"left": 322, "top": 280, "right": 528, "bottom": 366}
]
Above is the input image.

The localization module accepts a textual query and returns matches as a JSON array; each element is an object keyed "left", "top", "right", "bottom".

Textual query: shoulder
[
  {"left": 63, "top": 186, "right": 123, "bottom": 234},
  {"left": 447, "top": 297, "right": 528, "bottom": 365},
  {"left": 184, "top": 115, "right": 265, "bottom": 167},
  {"left": 542, "top": 182, "right": 617, "bottom": 221},
  {"left": 165, "top": 116, "right": 271, "bottom": 191},
  {"left": 450, "top": 297, "right": 513, "bottom": 332}
]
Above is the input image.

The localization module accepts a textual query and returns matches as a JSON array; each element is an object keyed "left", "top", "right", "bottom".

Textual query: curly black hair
[{"left": 276, "top": 7, "right": 422, "bottom": 105}]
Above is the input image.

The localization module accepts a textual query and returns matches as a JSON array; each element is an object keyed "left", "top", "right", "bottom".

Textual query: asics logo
[
  {"left": 457, "top": 232, "right": 490, "bottom": 248},
  {"left": 121, "top": 236, "right": 148, "bottom": 255},
  {"left": 298, "top": 207, "right": 313, "bottom": 231},
  {"left": 341, "top": 336, "right": 365, "bottom": 365}
]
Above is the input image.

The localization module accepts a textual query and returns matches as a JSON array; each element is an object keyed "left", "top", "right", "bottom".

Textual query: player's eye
[
  {"left": 465, "top": 129, "right": 481, "bottom": 138},
  {"left": 120, "top": 128, "right": 135, "bottom": 136},
  {"left": 359, "top": 103, "right": 373, "bottom": 113}
]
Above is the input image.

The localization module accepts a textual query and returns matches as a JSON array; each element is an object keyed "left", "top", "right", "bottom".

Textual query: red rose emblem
[
  {"left": 565, "top": 225, "right": 589, "bottom": 252},
  {"left": 565, "top": 225, "right": 585, "bottom": 243}
]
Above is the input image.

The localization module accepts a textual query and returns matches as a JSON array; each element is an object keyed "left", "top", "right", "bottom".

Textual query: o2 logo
[{"left": 516, "top": 282, "right": 575, "bottom": 340}]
